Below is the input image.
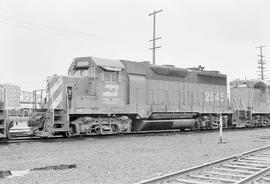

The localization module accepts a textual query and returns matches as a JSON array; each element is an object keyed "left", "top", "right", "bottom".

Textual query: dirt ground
[{"left": 1, "top": 128, "right": 270, "bottom": 184}]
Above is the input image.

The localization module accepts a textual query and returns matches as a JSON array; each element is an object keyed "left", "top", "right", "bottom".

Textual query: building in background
[
  {"left": 0, "top": 84, "right": 4, "bottom": 109},
  {"left": 3, "top": 83, "right": 20, "bottom": 109}
]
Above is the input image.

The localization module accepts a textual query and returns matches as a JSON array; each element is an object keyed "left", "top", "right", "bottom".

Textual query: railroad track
[
  {"left": 136, "top": 145, "right": 270, "bottom": 184},
  {"left": 0, "top": 130, "right": 180, "bottom": 144},
  {"left": 1, "top": 126, "right": 269, "bottom": 144}
]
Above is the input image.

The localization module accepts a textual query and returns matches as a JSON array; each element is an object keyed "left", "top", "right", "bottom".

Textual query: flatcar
[
  {"left": 27, "top": 56, "right": 231, "bottom": 137},
  {"left": 230, "top": 79, "right": 270, "bottom": 127}
]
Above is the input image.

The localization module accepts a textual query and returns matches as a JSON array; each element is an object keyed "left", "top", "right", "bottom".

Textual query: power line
[
  {"left": 149, "top": 9, "right": 162, "bottom": 65},
  {"left": 0, "top": 14, "right": 144, "bottom": 46},
  {"left": 256, "top": 45, "right": 267, "bottom": 80}
]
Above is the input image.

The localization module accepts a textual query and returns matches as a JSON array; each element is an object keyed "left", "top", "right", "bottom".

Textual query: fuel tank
[{"left": 132, "top": 119, "right": 196, "bottom": 131}]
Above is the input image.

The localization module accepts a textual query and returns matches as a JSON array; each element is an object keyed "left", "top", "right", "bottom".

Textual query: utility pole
[
  {"left": 256, "top": 45, "right": 267, "bottom": 80},
  {"left": 218, "top": 114, "right": 223, "bottom": 144},
  {"left": 149, "top": 9, "right": 162, "bottom": 65}
]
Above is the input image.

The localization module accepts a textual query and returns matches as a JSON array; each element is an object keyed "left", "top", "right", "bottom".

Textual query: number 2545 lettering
[{"left": 204, "top": 92, "right": 224, "bottom": 102}]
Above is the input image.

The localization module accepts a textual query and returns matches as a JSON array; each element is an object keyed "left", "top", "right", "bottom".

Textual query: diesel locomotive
[
  {"left": 26, "top": 56, "right": 230, "bottom": 137},
  {"left": 1, "top": 56, "right": 270, "bottom": 139},
  {"left": 230, "top": 79, "right": 270, "bottom": 127}
]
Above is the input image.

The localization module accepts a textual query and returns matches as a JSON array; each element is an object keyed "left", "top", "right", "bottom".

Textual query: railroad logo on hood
[{"left": 103, "top": 84, "right": 119, "bottom": 97}]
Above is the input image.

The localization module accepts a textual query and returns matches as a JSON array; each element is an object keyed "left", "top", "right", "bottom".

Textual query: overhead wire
[{"left": 0, "top": 14, "right": 145, "bottom": 46}]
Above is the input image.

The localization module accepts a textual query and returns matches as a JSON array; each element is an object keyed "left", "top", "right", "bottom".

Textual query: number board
[
  {"left": 75, "top": 60, "right": 89, "bottom": 69},
  {"left": 204, "top": 91, "right": 224, "bottom": 102}
]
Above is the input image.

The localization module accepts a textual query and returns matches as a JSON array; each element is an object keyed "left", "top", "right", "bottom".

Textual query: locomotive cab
[
  {"left": 28, "top": 57, "right": 131, "bottom": 137},
  {"left": 230, "top": 79, "right": 270, "bottom": 127},
  {"left": 66, "top": 57, "right": 130, "bottom": 135},
  {"left": 67, "top": 57, "right": 126, "bottom": 112}
]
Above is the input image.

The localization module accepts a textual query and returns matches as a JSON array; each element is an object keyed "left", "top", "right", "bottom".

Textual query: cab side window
[
  {"left": 104, "top": 72, "right": 111, "bottom": 81},
  {"left": 111, "top": 72, "right": 118, "bottom": 82},
  {"left": 103, "top": 71, "right": 119, "bottom": 82}
]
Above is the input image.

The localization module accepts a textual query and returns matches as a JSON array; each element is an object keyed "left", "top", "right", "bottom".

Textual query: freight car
[
  {"left": 230, "top": 79, "right": 270, "bottom": 127},
  {"left": 0, "top": 84, "right": 7, "bottom": 138},
  {"left": 27, "top": 56, "right": 231, "bottom": 137}
]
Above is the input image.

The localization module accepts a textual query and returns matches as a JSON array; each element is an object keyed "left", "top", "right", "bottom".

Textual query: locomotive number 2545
[{"left": 204, "top": 91, "right": 224, "bottom": 102}]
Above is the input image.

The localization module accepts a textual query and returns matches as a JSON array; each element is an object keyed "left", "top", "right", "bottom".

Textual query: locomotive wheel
[
  {"left": 194, "top": 121, "right": 200, "bottom": 130},
  {"left": 6, "top": 128, "right": 11, "bottom": 140},
  {"left": 112, "top": 124, "right": 120, "bottom": 134},
  {"left": 61, "top": 131, "right": 71, "bottom": 138},
  {"left": 6, "top": 121, "right": 14, "bottom": 140}
]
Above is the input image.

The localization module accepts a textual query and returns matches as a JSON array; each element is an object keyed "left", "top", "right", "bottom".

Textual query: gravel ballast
[{"left": 1, "top": 128, "right": 270, "bottom": 184}]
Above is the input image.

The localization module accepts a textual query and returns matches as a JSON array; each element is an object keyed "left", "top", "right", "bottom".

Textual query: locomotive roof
[
  {"left": 121, "top": 59, "right": 226, "bottom": 77},
  {"left": 230, "top": 79, "right": 270, "bottom": 89},
  {"left": 69, "top": 56, "right": 226, "bottom": 83},
  {"left": 150, "top": 65, "right": 190, "bottom": 77},
  {"left": 120, "top": 59, "right": 226, "bottom": 85},
  {"left": 91, "top": 57, "right": 124, "bottom": 71}
]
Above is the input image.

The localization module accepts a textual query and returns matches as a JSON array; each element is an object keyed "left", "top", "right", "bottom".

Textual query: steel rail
[
  {"left": 1, "top": 126, "right": 269, "bottom": 144},
  {"left": 135, "top": 145, "right": 270, "bottom": 184}
]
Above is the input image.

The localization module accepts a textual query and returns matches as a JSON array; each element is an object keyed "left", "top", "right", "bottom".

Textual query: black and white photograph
[{"left": 1, "top": 0, "right": 270, "bottom": 183}]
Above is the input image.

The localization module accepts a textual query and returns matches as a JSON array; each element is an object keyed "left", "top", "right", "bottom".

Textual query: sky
[{"left": 0, "top": 0, "right": 269, "bottom": 91}]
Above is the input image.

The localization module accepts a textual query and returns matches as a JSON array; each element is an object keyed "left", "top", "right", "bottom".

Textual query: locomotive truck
[{"left": 27, "top": 56, "right": 231, "bottom": 137}]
